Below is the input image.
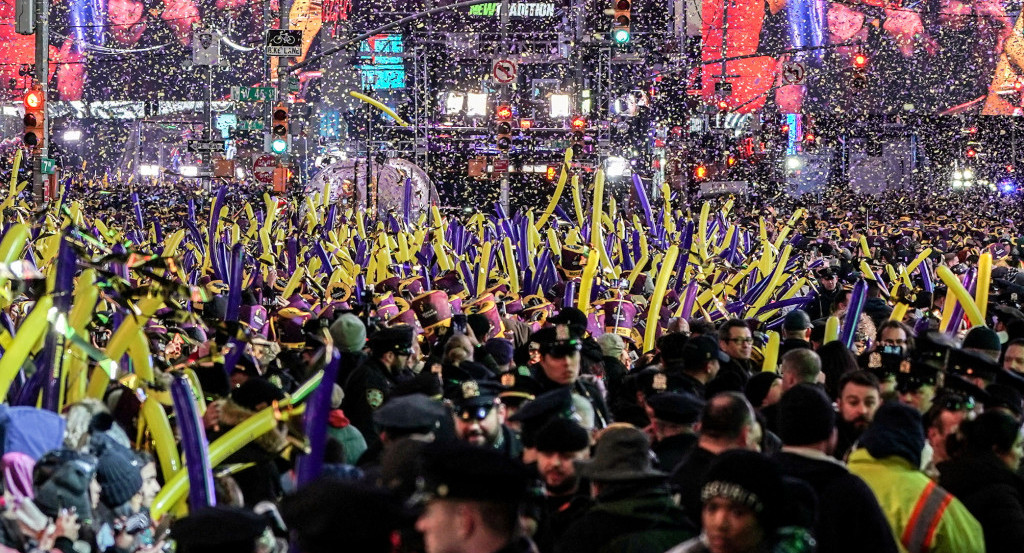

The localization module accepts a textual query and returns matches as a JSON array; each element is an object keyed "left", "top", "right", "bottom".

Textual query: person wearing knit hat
[
  {"left": 483, "top": 338, "right": 515, "bottom": 372},
  {"left": 744, "top": 372, "right": 782, "bottom": 410},
  {"left": 666, "top": 450, "right": 815, "bottom": 553},
  {"left": 848, "top": 402, "right": 985, "bottom": 553},
  {"left": 172, "top": 506, "right": 272, "bottom": 553},
  {"left": 94, "top": 442, "right": 144, "bottom": 510},
  {"left": 532, "top": 418, "right": 592, "bottom": 553},
  {"left": 962, "top": 326, "right": 1002, "bottom": 363},
  {"left": 596, "top": 333, "right": 630, "bottom": 405},
  {"left": 773, "top": 384, "right": 900, "bottom": 553}
]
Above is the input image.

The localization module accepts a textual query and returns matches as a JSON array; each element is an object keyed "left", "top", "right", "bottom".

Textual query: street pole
[
  {"left": 498, "top": 0, "right": 510, "bottom": 214},
  {"left": 33, "top": 0, "right": 49, "bottom": 203},
  {"left": 277, "top": 0, "right": 290, "bottom": 168}
]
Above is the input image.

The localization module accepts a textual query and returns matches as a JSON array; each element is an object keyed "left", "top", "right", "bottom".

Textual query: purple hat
[
  {"left": 604, "top": 299, "right": 637, "bottom": 338},
  {"left": 240, "top": 305, "right": 269, "bottom": 335},
  {"left": 377, "top": 303, "right": 401, "bottom": 321},
  {"left": 411, "top": 290, "right": 453, "bottom": 330},
  {"left": 433, "top": 271, "right": 467, "bottom": 298},
  {"left": 400, "top": 276, "right": 426, "bottom": 296},
  {"left": 466, "top": 300, "right": 504, "bottom": 339},
  {"left": 587, "top": 311, "right": 605, "bottom": 337},
  {"left": 559, "top": 245, "right": 588, "bottom": 279}
]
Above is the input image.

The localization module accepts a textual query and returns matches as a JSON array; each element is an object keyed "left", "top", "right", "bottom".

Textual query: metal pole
[
  {"left": 277, "top": 0, "right": 290, "bottom": 167},
  {"left": 33, "top": 0, "right": 49, "bottom": 203},
  {"left": 498, "top": 0, "right": 510, "bottom": 214}
]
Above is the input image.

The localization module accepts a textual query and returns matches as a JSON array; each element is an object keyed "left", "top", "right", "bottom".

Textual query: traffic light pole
[
  {"left": 498, "top": 0, "right": 510, "bottom": 214},
  {"left": 32, "top": 0, "right": 49, "bottom": 203}
]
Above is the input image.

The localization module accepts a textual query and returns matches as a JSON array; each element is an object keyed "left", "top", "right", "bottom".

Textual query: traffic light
[
  {"left": 546, "top": 165, "right": 558, "bottom": 181},
  {"left": 612, "top": 0, "right": 631, "bottom": 44},
  {"left": 495, "top": 105, "right": 513, "bottom": 152},
  {"left": 966, "top": 146, "right": 978, "bottom": 159},
  {"left": 694, "top": 164, "right": 707, "bottom": 180},
  {"left": 716, "top": 99, "right": 729, "bottom": 112},
  {"left": 570, "top": 116, "right": 587, "bottom": 156},
  {"left": 23, "top": 87, "right": 45, "bottom": 150},
  {"left": 852, "top": 52, "right": 868, "bottom": 89},
  {"left": 270, "top": 104, "right": 289, "bottom": 155}
]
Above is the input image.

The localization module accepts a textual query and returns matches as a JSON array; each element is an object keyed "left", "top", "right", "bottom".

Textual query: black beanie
[
  {"left": 858, "top": 402, "right": 925, "bottom": 468},
  {"left": 96, "top": 444, "right": 144, "bottom": 508},
  {"left": 778, "top": 384, "right": 835, "bottom": 446},
  {"left": 745, "top": 372, "right": 781, "bottom": 408},
  {"left": 535, "top": 418, "right": 590, "bottom": 453},
  {"left": 702, "top": 450, "right": 785, "bottom": 530}
]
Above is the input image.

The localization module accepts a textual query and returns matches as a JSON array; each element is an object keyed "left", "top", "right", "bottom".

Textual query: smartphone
[{"left": 452, "top": 314, "right": 468, "bottom": 334}]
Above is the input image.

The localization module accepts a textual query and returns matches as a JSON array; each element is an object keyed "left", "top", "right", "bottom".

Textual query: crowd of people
[{"left": 0, "top": 171, "right": 1022, "bottom": 553}]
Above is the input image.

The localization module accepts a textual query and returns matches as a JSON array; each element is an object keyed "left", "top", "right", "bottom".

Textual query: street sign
[
  {"left": 714, "top": 81, "right": 733, "bottom": 94},
  {"left": 230, "top": 86, "right": 276, "bottom": 102},
  {"left": 253, "top": 155, "right": 277, "bottom": 183},
  {"left": 781, "top": 61, "right": 807, "bottom": 86},
  {"left": 493, "top": 159, "right": 509, "bottom": 174},
  {"left": 492, "top": 59, "right": 517, "bottom": 84},
  {"left": 236, "top": 119, "right": 266, "bottom": 131},
  {"left": 187, "top": 139, "right": 226, "bottom": 153},
  {"left": 265, "top": 30, "right": 303, "bottom": 57},
  {"left": 40, "top": 157, "right": 55, "bottom": 175}
]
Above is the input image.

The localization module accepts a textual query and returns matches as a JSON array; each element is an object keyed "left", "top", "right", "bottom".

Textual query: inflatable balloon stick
[
  {"left": 762, "top": 330, "right": 780, "bottom": 372},
  {"left": 975, "top": 252, "right": 992, "bottom": 320},
  {"left": 840, "top": 280, "right": 868, "bottom": 350},
  {"left": 536, "top": 149, "right": 573, "bottom": 228},
  {"left": 936, "top": 265, "right": 985, "bottom": 328},
  {"left": 644, "top": 245, "right": 679, "bottom": 352},
  {"left": 348, "top": 91, "right": 410, "bottom": 126},
  {"left": 0, "top": 296, "right": 54, "bottom": 400},
  {"left": 141, "top": 396, "right": 182, "bottom": 479},
  {"left": 170, "top": 375, "right": 215, "bottom": 510}
]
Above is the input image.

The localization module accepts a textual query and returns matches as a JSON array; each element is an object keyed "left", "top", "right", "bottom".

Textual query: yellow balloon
[
  {"left": 88, "top": 295, "right": 164, "bottom": 399},
  {"left": 0, "top": 296, "right": 54, "bottom": 400},
  {"left": 936, "top": 265, "right": 985, "bottom": 328},
  {"left": 577, "top": 249, "right": 599, "bottom": 314},
  {"left": 824, "top": 316, "right": 840, "bottom": 344},
  {"left": 975, "top": 252, "right": 992, "bottom": 320},
  {"left": 643, "top": 245, "right": 679, "bottom": 352},
  {"left": 141, "top": 396, "right": 181, "bottom": 479},
  {"left": 762, "top": 331, "right": 780, "bottom": 372},
  {"left": 536, "top": 149, "right": 573, "bottom": 229}
]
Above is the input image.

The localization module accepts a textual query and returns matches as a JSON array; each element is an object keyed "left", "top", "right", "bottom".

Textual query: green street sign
[
  {"left": 40, "top": 158, "right": 56, "bottom": 175},
  {"left": 230, "top": 86, "right": 276, "bottom": 102},
  {"left": 237, "top": 120, "right": 266, "bottom": 131},
  {"left": 288, "top": 78, "right": 300, "bottom": 92}
]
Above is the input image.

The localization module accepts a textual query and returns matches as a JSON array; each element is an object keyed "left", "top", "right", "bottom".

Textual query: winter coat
[
  {"left": 326, "top": 409, "right": 368, "bottom": 465},
  {"left": 554, "top": 484, "right": 694, "bottom": 553},
  {"left": 773, "top": 449, "right": 900, "bottom": 553},
  {"left": 847, "top": 448, "right": 985, "bottom": 553},
  {"left": 938, "top": 452, "right": 1024, "bottom": 553}
]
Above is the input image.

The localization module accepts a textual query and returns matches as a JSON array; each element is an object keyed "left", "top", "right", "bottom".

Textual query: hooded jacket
[
  {"left": 938, "top": 451, "right": 1024, "bottom": 553},
  {"left": 773, "top": 448, "right": 899, "bottom": 553},
  {"left": 554, "top": 484, "right": 694, "bottom": 553}
]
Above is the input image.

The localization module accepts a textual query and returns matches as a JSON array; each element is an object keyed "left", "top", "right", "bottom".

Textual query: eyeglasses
[{"left": 726, "top": 338, "right": 754, "bottom": 344}]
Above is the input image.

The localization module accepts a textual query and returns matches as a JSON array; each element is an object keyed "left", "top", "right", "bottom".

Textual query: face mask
[
  {"left": 881, "top": 345, "right": 904, "bottom": 356},
  {"left": 998, "top": 330, "right": 1009, "bottom": 344}
]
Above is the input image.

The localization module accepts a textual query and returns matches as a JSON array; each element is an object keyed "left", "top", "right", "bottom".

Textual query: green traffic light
[
  {"left": 271, "top": 138, "right": 288, "bottom": 154},
  {"left": 612, "top": 28, "right": 631, "bottom": 44}
]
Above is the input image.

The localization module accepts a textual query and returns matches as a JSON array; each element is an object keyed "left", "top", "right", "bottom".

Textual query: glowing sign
[{"left": 357, "top": 34, "right": 406, "bottom": 90}]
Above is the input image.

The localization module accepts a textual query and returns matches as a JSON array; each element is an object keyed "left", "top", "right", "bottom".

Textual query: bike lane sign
[{"left": 266, "top": 30, "right": 303, "bottom": 57}]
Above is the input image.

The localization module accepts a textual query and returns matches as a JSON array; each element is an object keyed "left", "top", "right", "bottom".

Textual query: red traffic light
[
  {"left": 717, "top": 100, "right": 729, "bottom": 111},
  {"left": 966, "top": 147, "right": 977, "bottom": 158},
  {"left": 519, "top": 119, "right": 534, "bottom": 130},
  {"left": 805, "top": 132, "right": 816, "bottom": 143},
  {"left": 781, "top": 123, "right": 790, "bottom": 134},
  {"left": 496, "top": 105, "right": 512, "bottom": 120},
  {"left": 546, "top": 165, "right": 557, "bottom": 180},
  {"left": 852, "top": 53, "right": 868, "bottom": 69},
  {"left": 695, "top": 165, "right": 707, "bottom": 179},
  {"left": 570, "top": 116, "right": 587, "bottom": 130},
  {"left": 24, "top": 90, "right": 43, "bottom": 109},
  {"left": 727, "top": 154, "right": 737, "bottom": 166}
]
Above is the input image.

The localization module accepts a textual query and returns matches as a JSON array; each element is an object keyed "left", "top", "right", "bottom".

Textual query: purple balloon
[
  {"left": 295, "top": 348, "right": 341, "bottom": 487},
  {"left": 170, "top": 375, "right": 216, "bottom": 510},
  {"left": 841, "top": 280, "right": 868, "bottom": 350}
]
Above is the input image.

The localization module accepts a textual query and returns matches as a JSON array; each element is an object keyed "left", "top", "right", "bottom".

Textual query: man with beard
[
  {"left": 532, "top": 418, "right": 592, "bottom": 553},
  {"left": 834, "top": 370, "right": 882, "bottom": 461},
  {"left": 342, "top": 325, "right": 416, "bottom": 451},
  {"left": 451, "top": 379, "right": 522, "bottom": 460}
]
